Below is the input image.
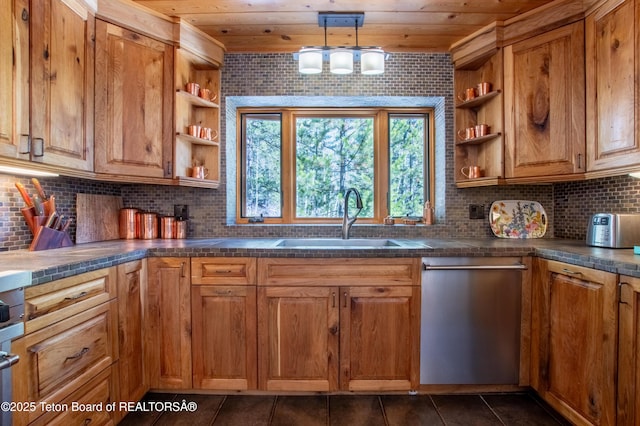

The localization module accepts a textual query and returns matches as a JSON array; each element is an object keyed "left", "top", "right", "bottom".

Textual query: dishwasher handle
[{"left": 423, "top": 263, "right": 527, "bottom": 271}]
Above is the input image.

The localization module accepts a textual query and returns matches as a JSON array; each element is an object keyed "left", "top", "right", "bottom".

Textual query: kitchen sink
[{"left": 275, "top": 238, "right": 402, "bottom": 248}]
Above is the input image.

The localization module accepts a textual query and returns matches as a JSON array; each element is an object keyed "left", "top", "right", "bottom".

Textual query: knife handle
[
  {"left": 15, "top": 182, "right": 33, "bottom": 207},
  {"left": 32, "top": 178, "right": 47, "bottom": 201}
]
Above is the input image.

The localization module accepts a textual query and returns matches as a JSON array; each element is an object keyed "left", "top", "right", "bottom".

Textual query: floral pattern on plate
[{"left": 489, "top": 200, "right": 547, "bottom": 239}]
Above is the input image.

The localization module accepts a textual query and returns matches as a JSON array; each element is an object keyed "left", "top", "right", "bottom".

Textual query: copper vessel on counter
[
  {"left": 119, "top": 208, "right": 138, "bottom": 239},
  {"left": 160, "top": 216, "right": 175, "bottom": 239},
  {"left": 138, "top": 212, "right": 157, "bottom": 239},
  {"left": 173, "top": 220, "right": 187, "bottom": 239}
]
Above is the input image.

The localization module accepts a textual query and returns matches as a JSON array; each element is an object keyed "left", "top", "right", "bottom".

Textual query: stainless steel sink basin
[{"left": 276, "top": 238, "right": 401, "bottom": 248}]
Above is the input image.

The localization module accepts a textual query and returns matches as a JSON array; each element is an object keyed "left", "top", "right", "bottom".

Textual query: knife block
[
  {"left": 29, "top": 226, "right": 73, "bottom": 251},
  {"left": 21, "top": 208, "right": 73, "bottom": 251}
]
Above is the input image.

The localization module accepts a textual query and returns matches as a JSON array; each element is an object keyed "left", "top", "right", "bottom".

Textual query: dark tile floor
[{"left": 120, "top": 392, "right": 571, "bottom": 425}]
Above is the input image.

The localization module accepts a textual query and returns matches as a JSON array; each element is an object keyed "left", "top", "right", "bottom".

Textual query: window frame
[{"left": 236, "top": 107, "right": 435, "bottom": 224}]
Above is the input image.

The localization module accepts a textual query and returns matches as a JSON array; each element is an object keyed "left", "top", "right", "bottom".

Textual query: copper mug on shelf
[
  {"left": 187, "top": 125, "right": 201, "bottom": 137},
  {"left": 185, "top": 82, "right": 200, "bottom": 96},
  {"left": 192, "top": 165, "right": 209, "bottom": 179},
  {"left": 198, "top": 88, "right": 218, "bottom": 103},
  {"left": 200, "top": 127, "right": 212, "bottom": 140},
  {"left": 477, "top": 82, "right": 492, "bottom": 96},
  {"left": 457, "top": 87, "right": 476, "bottom": 102},
  {"left": 474, "top": 123, "right": 490, "bottom": 137},
  {"left": 457, "top": 127, "right": 476, "bottom": 140},
  {"left": 461, "top": 165, "right": 483, "bottom": 179}
]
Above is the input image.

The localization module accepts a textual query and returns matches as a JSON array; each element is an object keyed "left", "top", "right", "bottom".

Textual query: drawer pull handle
[
  {"left": 65, "top": 347, "right": 90, "bottom": 361},
  {"left": 215, "top": 269, "right": 233, "bottom": 274},
  {"left": 561, "top": 268, "right": 582, "bottom": 276},
  {"left": 65, "top": 291, "right": 88, "bottom": 301},
  {"left": 214, "top": 290, "right": 232, "bottom": 295}
]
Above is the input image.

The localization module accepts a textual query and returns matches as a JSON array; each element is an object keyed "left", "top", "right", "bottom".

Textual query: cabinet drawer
[
  {"left": 21, "top": 301, "right": 117, "bottom": 423},
  {"left": 25, "top": 267, "right": 116, "bottom": 333},
  {"left": 192, "top": 257, "right": 256, "bottom": 285},
  {"left": 31, "top": 366, "right": 114, "bottom": 426},
  {"left": 258, "top": 258, "right": 420, "bottom": 286}
]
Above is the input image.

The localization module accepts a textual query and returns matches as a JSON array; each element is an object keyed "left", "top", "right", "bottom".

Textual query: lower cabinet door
[
  {"left": 257, "top": 286, "right": 339, "bottom": 391},
  {"left": 618, "top": 275, "right": 640, "bottom": 425},
  {"left": 340, "top": 286, "right": 420, "bottom": 391},
  {"left": 116, "top": 260, "right": 148, "bottom": 421},
  {"left": 534, "top": 259, "right": 617, "bottom": 426},
  {"left": 146, "top": 257, "right": 192, "bottom": 389},
  {"left": 192, "top": 285, "right": 257, "bottom": 390}
]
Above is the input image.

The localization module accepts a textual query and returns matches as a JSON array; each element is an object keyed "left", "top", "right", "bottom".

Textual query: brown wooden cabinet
[
  {"left": 504, "top": 22, "right": 586, "bottom": 181},
  {"left": 532, "top": 259, "right": 617, "bottom": 426},
  {"left": 0, "top": 0, "right": 29, "bottom": 159},
  {"left": 191, "top": 257, "right": 257, "bottom": 390},
  {"left": 1, "top": 0, "right": 94, "bottom": 171},
  {"left": 257, "top": 258, "right": 420, "bottom": 392},
  {"left": 340, "top": 285, "right": 420, "bottom": 391},
  {"left": 12, "top": 267, "right": 118, "bottom": 426},
  {"left": 258, "top": 285, "right": 339, "bottom": 391},
  {"left": 94, "top": 19, "right": 174, "bottom": 179},
  {"left": 116, "top": 259, "right": 148, "bottom": 420},
  {"left": 173, "top": 21, "right": 224, "bottom": 188},
  {"left": 617, "top": 275, "right": 640, "bottom": 425},
  {"left": 585, "top": 0, "right": 640, "bottom": 175},
  {"left": 146, "top": 257, "right": 192, "bottom": 389}
]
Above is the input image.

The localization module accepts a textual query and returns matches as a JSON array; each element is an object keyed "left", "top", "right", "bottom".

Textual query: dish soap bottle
[{"left": 423, "top": 201, "right": 434, "bottom": 225}]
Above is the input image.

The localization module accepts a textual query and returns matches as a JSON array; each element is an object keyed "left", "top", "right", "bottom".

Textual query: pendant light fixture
[{"left": 293, "top": 12, "right": 388, "bottom": 75}]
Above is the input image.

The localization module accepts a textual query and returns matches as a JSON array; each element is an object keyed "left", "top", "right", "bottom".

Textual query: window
[{"left": 238, "top": 108, "right": 433, "bottom": 224}]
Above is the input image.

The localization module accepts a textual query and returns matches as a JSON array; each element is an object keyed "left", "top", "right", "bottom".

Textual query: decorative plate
[{"left": 489, "top": 200, "right": 548, "bottom": 239}]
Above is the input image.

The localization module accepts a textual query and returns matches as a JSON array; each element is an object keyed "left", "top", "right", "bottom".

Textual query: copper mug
[
  {"left": 457, "top": 87, "right": 476, "bottom": 102},
  {"left": 457, "top": 127, "right": 476, "bottom": 140},
  {"left": 198, "top": 88, "right": 217, "bottom": 103},
  {"left": 461, "top": 165, "right": 483, "bottom": 179},
  {"left": 477, "top": 82, "right": 492, "bottom": 96},
  {"left": 192, "top": 166, "right": 209, "bottom": 179},
  {"left": 200, "top": 127, "right": 212, "bottom": 140},
  {"left": 474, "top": 124, "right": 490, "bottom": 137},
  {"left": 185, "top": 82, "right": 200, "bottom": 96},
  {"left": 187, "top": 125, "right": 201, "bottom": 137}
]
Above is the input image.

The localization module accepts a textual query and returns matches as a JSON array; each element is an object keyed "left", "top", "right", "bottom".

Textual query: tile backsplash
[{"left": 1, "top": 52, "right": 624, "bottom": 250}]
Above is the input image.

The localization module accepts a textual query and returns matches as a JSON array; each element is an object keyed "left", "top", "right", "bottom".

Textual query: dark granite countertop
[{"left": 1, "top": 237, "right": 640, "bottom": 286}]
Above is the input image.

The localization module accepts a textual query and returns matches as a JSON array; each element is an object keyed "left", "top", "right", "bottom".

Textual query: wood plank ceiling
[{"left": 133, "top": 0, "right": 557, "bottom": 53}]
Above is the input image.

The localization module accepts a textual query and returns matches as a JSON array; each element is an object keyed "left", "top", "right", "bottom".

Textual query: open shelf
[
  {"left": 176, "top": 132, "right": 220, "bottom": 146},
  {"left": 173, "top": 176, "right": 220, "bottom": 189},
  {"left": 455, "top": 90, "right": 501, "bottom": 109},
  {"left": 176, "top": 89, "right": 220, "bottom": 108},
  {"left": 456, "top": 132, "right": 502, "bottom": 146},
  {"left": 456, "top": 176, "right": 506, "bottom": 188}
]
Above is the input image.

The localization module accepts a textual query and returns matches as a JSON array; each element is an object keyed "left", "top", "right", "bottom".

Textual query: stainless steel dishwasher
[{"left": 420, "top": 257, "right": 526, "bottom": 385}]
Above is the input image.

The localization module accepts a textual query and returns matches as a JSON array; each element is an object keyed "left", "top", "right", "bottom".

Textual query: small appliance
[{"left": 586, "top": 213, "right": 640, "bottom": 248}]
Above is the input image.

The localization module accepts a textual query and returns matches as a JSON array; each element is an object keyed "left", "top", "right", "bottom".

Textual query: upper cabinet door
[
  {"left": 0, "top": 0, "right": 29, "bottom": 159},
  {"left": 30, "top": 0, "right": 95, "bottom": 170},
  {"left": 94, "top": 20, "right": 174, "bottom": 179},
  {"left": 504, "top": 22, "right": 586, "bottom": 180},
  {"left": 586, "top": 0, "right": 640, "bottom": 173}
]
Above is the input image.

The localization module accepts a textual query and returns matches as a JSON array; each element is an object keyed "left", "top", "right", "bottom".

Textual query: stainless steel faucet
[{"left": 341, "top": 188, "right": 363, "bottom": 239}]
